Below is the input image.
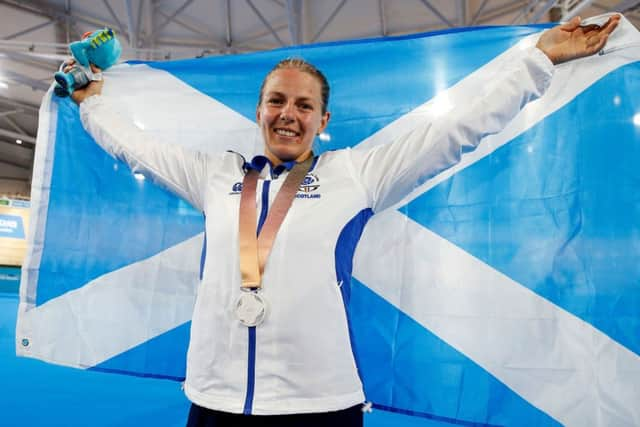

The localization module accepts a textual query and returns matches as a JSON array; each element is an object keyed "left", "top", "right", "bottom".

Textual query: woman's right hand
[{"left": 62, "top": 59, "right": 104, "bottom": 104}]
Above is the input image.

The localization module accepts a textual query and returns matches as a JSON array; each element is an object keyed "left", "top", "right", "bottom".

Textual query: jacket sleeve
[
  {"left": 79, "top": 95, "right": 214, "bottom": 212},
  {"left": 347, "top": 47, "right": 555, "bottom": 213}
]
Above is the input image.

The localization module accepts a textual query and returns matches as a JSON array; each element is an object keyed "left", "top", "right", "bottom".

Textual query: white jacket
[{"left": 79, "top": 47, "right": 553, "bottom": 415}]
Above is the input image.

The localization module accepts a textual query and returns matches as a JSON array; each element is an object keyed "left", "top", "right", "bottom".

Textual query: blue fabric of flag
[{"left": 404, "top": 61, "right": 640, "bottom": 356}]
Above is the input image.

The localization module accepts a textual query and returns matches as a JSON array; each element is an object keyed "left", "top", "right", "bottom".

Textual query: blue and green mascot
[{"left": 54, "top": 28, "right": 122, "bottom": 97}]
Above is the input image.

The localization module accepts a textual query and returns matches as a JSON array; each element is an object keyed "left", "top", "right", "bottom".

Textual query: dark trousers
[{"left": 186, "top": 403, "right": 364, "bottom": 427}]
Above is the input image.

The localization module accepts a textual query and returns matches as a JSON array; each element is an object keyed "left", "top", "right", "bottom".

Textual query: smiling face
[{"left": 256, "top": 68, "right": 330, "bottom": 166}]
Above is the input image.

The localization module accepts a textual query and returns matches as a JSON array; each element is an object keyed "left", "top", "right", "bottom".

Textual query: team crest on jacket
[
  {"left": 230, "top": 182, "right": 242, "bottom": 194},
  {"left": 297, "top": 173, "right": 321, "bottom": 199}
]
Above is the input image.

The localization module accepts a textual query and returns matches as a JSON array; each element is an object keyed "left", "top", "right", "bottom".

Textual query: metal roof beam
[
  {"left": 225, "top": 0, "right": 232, "bottom": 46},
  {"left": 155, "top": 37, "right": 224, "bottom": 48},
  {"left": 286, "top": 0, "right": 302, "bottom": 45},
  {"left": 136, "top": 0, "right": 144, "bottom": 47},
  {"left": 0, "top": 109, "right": 23, "bottom": 118},
  {"left": 203, "top": 43, "right": 273, "bottom": 52},
  {"left": 0, "top": 137, "right": 33, "bottom": 151},
  {"left": 0, "top": 39, "right": 69, "bottom": 55},
  {"left": 0, "top": 50, "right": 59, "bottom": 72},
  {"left": 482, "top": 0, "right": 528, "bottom": 17},
  {"left": 246, "top": 0, "right": 285, "bottom": 46},
  {"left": 0, "top": 0, "right": 50, "bottom": 18},
  {"left": 418, "top": 0, "right": 454, "bottom": 27},
  {"left": 102, "top": 0, "right": 127, "bottom": 43},
  {"left": 154, "top": 37, "right": 274, "bottom": 54},
  {"left": 125, "top": 0, "right": 138, "bottom": 48},
  {"left": 0, "top": 96, "right": 38, "bottom": 113},
  {"left": 3, "top": 18, "right": 56, "bottom": 40},
  {"left": 0, "top": 158, "right": 31, "bottom": 170},
  {"left": 378, "top": 0, "right": 387, "bottom": 36},
  {"left": 236, "top": 20, "right": 288, "bottom": 45},
  {"left": 0, "top": 69, "right": 49, "bottom": 91},
  {"left": 457, "top": 0, "right": 467, "bottom": 26},
  {"left": 63, "top": 0, "right": 70, "bottom": 43},
  {"left": 152, "top": 0, "right": 194, "bottom": 38},
  {"left": 0, "top": 176, "right": 29, "bottom": 182},
  {"left": 477, "top": 1, "right": 529, "bottom": 24},
  {"left": 0, "top": 38, "right": 171, "bottom": 61},
  {"left": 0, "top": 0, "right": 129, "bottom": 40},
  {"left": 564, "top": 0, "right": 595, "bottom": 19},
  {"left": 612, "top": 0, "right": 640, "bottom": 12},
  {"left": 1, "top": 114, "right": 28, "bottom": 135},
  {"left": 511, "top": 0, "right": 538, "bottom": 24},
  {"left": 59, "top": 0, "right": 81, "bottom": 43},
  {"left": 144, "top": 0, "right": 155, "bottom": 50},
  {"left": 311, "top": 0, "right": 347, "bottom": 42},
  {"left": 0, "top": 128, "right": 36, "bottom": 144},
  {"left": 592, "top": 1, "right": 639, "bottom": 15},
  {"left": 531, "top": 0, "right": 559, "bottom": 23},
  {"left": 470, "top": 0, "right": 490, "bottom": 25},
  {"left": 156, "top": 7, "right": 210, "bottom": 37}
]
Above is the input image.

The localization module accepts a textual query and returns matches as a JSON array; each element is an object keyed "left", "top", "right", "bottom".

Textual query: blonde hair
[{"left": 258, "top": 58, "right": 330, "bottom": 114}]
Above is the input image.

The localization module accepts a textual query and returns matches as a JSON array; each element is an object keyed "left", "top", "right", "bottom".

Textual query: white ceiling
[{"left": 1, "top": 0, "right": 639, "bottom": 198}]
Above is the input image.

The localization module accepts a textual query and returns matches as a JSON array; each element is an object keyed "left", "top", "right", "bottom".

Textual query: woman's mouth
[{"left": 274, "top": 128, "right": 299, "bottom": 138}]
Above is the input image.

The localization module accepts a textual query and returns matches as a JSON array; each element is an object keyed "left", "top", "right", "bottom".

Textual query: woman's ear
[{"left": 318, "top": 111, "right": 331, "bottom": 134}]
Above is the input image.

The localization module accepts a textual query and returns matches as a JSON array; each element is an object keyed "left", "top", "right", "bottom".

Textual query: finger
[
  {"left": 581, "top": 33, "right": 607, "bottom": 56},
  {"left": 61, "top": 58, "right": 74, "bottom": 72},
  {"left": 590, "top": 34, "right": 609, "bottom": 54},
  {"left": 92, "top": 79, "right": 105, "bottom": 92},
  {"left": 560, "top": 16, "right": 582, "bottom": 31},
  {"left": 599, "top": 15, "right": 620, "bottom": 37},
  {"left": 89, "top": 64, "right": 102, "bottom": 73}
]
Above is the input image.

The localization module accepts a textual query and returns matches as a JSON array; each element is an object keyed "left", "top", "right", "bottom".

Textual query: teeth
[{"left": 275, "top": 129, "right": 297, "bottom": 137}]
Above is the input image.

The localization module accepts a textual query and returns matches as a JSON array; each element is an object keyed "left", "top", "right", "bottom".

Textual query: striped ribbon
[{"left": 238, "top": 156, "right": 313, "bottom": 289}]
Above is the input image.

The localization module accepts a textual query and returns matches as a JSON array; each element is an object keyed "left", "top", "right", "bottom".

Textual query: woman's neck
[{"left": 264, "top": 150, "right": 312, "bottom": 167}]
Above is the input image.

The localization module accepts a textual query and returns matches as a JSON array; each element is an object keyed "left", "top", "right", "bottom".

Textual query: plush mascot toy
[{"left": 54, "top": 28, "right": 122, "bottom": 97}]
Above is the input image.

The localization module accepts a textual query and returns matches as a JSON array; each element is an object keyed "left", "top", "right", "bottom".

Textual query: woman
[{"left": 69, "top": 15, "right": 618, "bottom": 427}]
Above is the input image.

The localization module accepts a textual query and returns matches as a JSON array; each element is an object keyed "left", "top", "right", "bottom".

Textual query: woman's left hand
[
  {"left": 62, "top": 60, "right": 104, "bottom": 105},
  {"left": 536, "top": 14, "right": 620, "bottom": 64}
]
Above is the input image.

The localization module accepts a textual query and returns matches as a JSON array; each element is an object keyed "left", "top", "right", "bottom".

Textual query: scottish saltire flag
[{"left": 17, "top": 14, "right": 640, "bottom": 426}]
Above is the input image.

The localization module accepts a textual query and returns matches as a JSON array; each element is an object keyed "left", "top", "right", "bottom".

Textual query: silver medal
[{"left": 234, "top": 290, "right": 268, "bottom": 327}]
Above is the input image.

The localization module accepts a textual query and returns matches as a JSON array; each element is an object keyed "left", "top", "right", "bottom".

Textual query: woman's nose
[{"left": 279, "top": 102, "right": 295, "bottom": 121}]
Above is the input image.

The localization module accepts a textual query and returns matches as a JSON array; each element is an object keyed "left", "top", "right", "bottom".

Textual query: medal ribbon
[{"left": 238, "top": 156, "right": 313, "bottom": 289}]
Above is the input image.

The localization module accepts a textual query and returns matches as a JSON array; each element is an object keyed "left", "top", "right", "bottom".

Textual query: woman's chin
[{"left": 266, "top": 145, "right": 307, "bottom": 164}]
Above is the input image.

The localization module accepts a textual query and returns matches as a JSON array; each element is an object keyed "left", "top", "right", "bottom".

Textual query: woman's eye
[
  {"left": 267, "top": 98, "right": 283, "bottom": 105},
  {"left": 300, "top": 103, "right": 313, "bottom": 110}
]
